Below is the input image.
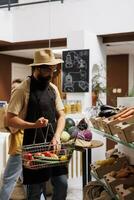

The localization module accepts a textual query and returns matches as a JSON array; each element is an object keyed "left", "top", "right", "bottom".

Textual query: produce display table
[{"left": 74, "top": 139, "right": 104, "bottom": 188}]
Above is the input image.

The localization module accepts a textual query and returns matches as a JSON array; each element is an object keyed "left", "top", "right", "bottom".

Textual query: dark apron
[{"left": 23, "top": 77, "right": 67, "bottom": 184}]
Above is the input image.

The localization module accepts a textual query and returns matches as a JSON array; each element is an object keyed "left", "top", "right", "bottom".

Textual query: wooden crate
[
  {"left": 101, "top": 118, "right": 112, "bottom": 134},
  {"left": 104, "top": 173, "right": 133, "bottom": 194},
  {"left": 108, "top": 118, "right": 121, "bottom": 135},
  {"left": 101, "top": 117, "right": 120, "bottom": 135},
  {"left": 116, "top": 184, "right": 134, "bottom": 200},
  {"left": 115, "top": 122, "right": 134, "bottom": 143},
  {"left": 91, "top": 152, "right": 128, "bottom": 179},
  {"left": 95, "top": 117, "right": 104, "bottom": 131},
  {"left": 90, "top": 117, "right": 100, "bottom": 130},
  {"left": 104, "top": 107, "right": 130, "bottom": 135}
]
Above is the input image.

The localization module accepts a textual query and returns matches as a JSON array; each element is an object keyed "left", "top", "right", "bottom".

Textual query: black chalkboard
[{"left": 62, "top": 49, "right": 89, "bottom": 92}]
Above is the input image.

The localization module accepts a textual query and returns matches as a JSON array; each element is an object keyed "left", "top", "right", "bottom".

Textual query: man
[
  {"left": 0, "top": 78, "right": 26, "bottom": 200},
  {"left": 6, "top": 49, "right": 67, "bottom": 200},
  {"left": 11, "top": 78, "right": 23, "bottom": 90}
]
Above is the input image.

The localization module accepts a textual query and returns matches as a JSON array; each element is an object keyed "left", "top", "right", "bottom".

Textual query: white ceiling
[{"left": 1, "top": 41, "right": 134, "bottom": 58}]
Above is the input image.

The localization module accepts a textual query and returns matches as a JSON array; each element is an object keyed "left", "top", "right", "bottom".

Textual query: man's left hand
[{"left": 51, "top": 136, "right": 61, "bottom": 152}]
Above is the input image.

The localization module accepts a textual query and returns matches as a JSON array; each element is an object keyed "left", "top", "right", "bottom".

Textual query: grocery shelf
[
  {"left": 90, "top": 127, "right": 134, "bottom": 149},
  {"left": 91, "top": 171, "right": 119, "bottom": 200},
  {"left": 89, "top": 127, "right": 134, "bottom": 199}
]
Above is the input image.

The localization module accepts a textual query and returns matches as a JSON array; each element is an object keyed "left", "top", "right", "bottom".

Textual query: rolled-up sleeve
[
  {"left": 7, "top": 89, "right": 25, "bottom": 116},
  {"left": 50, "top": 83, "right": 64, "bottom": 111}
]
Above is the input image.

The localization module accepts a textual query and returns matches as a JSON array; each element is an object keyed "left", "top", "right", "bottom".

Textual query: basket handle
[
  {"left": 33, "top": 123, "right": 55, "bottom": 144},
  {"left": 45, "top": 123, "right": 54, "bottom": 143}
]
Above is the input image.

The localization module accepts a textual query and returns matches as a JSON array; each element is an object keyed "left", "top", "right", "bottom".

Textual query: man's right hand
[
  {"left": 6, "top": 113, "right": 49, "bottom": 130},
  {"left": 34, "top": 117, "right": 48, "bottom": 128}
]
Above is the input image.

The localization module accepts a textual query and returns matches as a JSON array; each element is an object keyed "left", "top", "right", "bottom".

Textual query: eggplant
[
  {"left": 100, "top": 105, "right": 119, "bottom": 111},
  {"left": 77, "top": 118, "right": 88, "bottom": 130},
  {"left": 98, "top": 109, "right": 118, "bottom": 118}
]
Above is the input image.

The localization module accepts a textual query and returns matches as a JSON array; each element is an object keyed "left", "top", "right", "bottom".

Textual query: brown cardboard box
[
  {"left": 90, "top": 117, "right": 100, "bottom": 129},
  {"left": 108, "top": 119, "right": 121, "bottom": 135},
  {"left": 91, "top": 152, "right": 128, "bottom": 179},
  {"left": 110, "top": 114, "right": 134, "bottom": 135},
  {"left": 103, "top": 114, "right": 134, "bottom": 136},
  {"left": 96, "top": 117, "right": 105, "bottom": 131},
  {"left": 101, "top": 118, "right": 112, "bottom": 134},
  {"left": 103, "top": 107, "right": 130, "bottom": 135},
  {"left": 101, "top": 117, "right": 120, "bottom": 135},
  {"left": 116, "top": 184, "right": 134, "bottom": 200},
  {"left": 104, "top": 173, "right": 125, "bottom": 194},
  {"left": 115, "top": 122, "right": 134, "bottom": 143},
  {"left": 90, "top": 117, "right": 105, "bottom": 131}
]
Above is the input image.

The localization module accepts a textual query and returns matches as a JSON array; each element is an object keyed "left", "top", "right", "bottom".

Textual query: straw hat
[{"left": 29, "top": 48, "right": 63, "bottom": 67}]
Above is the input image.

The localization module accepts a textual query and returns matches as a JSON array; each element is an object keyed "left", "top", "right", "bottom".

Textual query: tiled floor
[
  {"left": 44, "top": 177, "right": 83, "bottom": 200},
  {"left": 10, "top": 177, "right": 83, "bottom": 200},
  {"left": 67, "top": 177, "right": 83, "bottom": 200}
]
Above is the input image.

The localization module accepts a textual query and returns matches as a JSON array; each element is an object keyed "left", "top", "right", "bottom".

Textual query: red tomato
[
  {"left": 34, "top": 152, "right": 42, "bottom": 157},
  {"left": 23, "top": 153, "right": 33, "bottom": 160},
  {"left": 43, "top": 151, "right": 52, "bottom": 157}
]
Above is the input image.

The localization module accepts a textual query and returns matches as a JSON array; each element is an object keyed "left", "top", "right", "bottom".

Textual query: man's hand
[
  {"left": 6, "top": 113, "right": 49, "bottom": 130},
  {"left": 51, "top": 135, "right": 61, "bottom": 152},
  {"left": 34, "top": 117, "right": 48, "bottom": 128}
]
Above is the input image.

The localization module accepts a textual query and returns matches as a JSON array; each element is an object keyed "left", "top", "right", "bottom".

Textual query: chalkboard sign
[{"left": 62, "top": 49, "right": 89, "bottom": 92}]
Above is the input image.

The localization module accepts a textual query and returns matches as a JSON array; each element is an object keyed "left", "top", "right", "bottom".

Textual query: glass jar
[
  {"left": 71, "top": 100, "right": 77, "bottom": 114},
  {"left": 76, "top": 100, "right": 82, "bottom": 113},
  {"left": 66, "top": 101, "right": 71, "bottom": 114}
]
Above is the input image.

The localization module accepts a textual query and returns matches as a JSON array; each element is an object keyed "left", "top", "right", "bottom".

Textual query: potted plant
[{"left": 92, "top": 64, "right": 106, "bottom": 106}]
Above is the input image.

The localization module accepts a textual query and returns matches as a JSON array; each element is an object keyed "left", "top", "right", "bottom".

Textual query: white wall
[
  {"left": 0, "top": 0, "right": 134, "bottom": 42},
  {"left": 0, "top": 10, "right": 13, "bottom": 41},
  {"left": 129, "top": 55, "right": 134, "bottom": 94},
  {"left": 66, "top": 30, "right": 106, "bottom": 162},
  {"left": 66, "top": 30, "right": 106, "bottom": 113},
  {"left": 12, "top": 63, "right": 31, "bottom": 81},
  {"left": 10, "top": 0, "right": 134, "bottom": 42}
]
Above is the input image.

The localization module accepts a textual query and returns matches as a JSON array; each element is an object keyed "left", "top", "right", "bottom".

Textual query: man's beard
[{"left": 36, "top": 75, "right": 51, "bottom": 89}]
